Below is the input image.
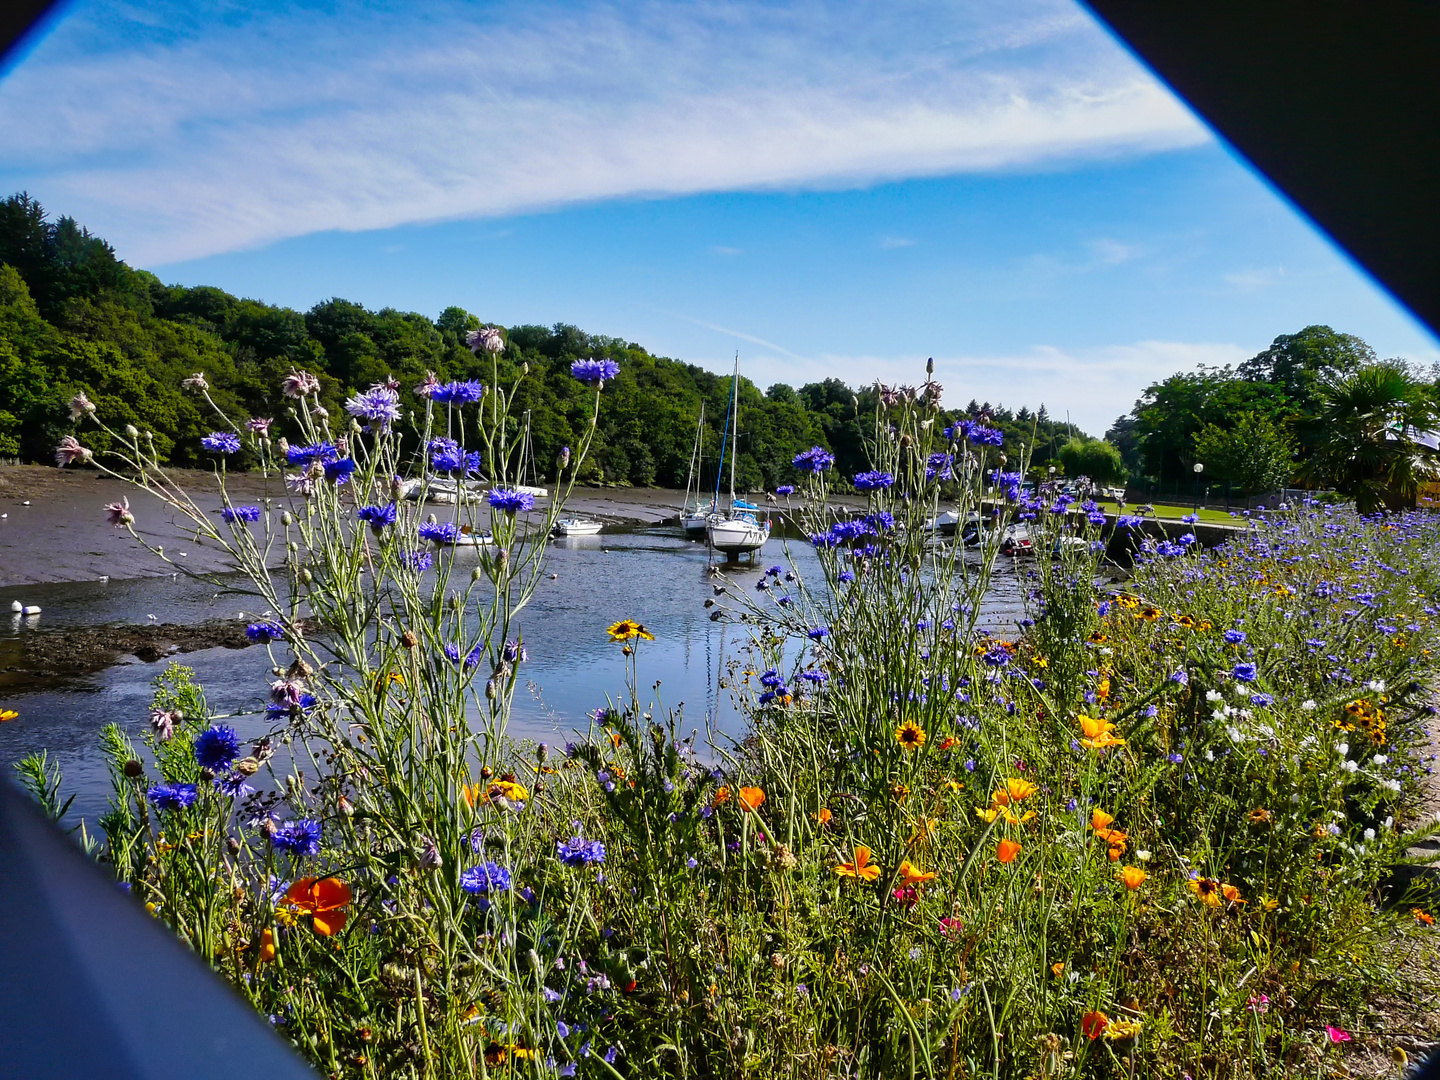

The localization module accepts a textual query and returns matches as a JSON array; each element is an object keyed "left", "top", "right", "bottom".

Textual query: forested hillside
[{"left": 0, "top": 193, "right": 1083, "bottom": 487}]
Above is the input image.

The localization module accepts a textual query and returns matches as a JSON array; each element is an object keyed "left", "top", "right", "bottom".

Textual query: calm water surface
[{"left": 0, "top": 527, "right": 1027, "bottom": 821}]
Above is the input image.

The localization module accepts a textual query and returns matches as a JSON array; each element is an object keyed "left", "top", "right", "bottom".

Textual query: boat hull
[
  {"left": 707, "top": 518, "right": 769, "bottom": 554},
  {"left": 553, "top": 519, "right": 603, "bottom": 536}
]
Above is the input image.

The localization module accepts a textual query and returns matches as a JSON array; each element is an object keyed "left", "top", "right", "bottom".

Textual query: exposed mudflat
[{"left": 0, "top": 619, "right": 260, "bottom": 687}]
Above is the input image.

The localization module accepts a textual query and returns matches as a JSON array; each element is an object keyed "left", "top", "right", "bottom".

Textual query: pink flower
[
  {"left": 466, "top": 326, "right": 504, "bottom": 354},
  {"left": 104, "top": 497, "right": 133, "bottom": 527},
  {"left": 68, "top": 392, "right": 95, "bottom": 421},
  {"left": 413, "top": 370, "right": 441, "bottom": 399},
  {"left": 1246, "top": 994, "right": 1269, "bottom": 1013},
  {"left": 181, "top": 372, "right": 209, "bottom": 392},
  {"left": 281, "top": 369, "right": 320, "bottom": 398},
  {"left": 55, "top": 435, "right": 92, "bottom": 467},
  {"left": 1325, "top": 1025, "right": 1351, "bottom": 1044},
  {"left": 246, "top": 417, "right": 273, "bottom": 435},
  {"left": 939, "top": 916, "right": 963, "bottom": 936}
]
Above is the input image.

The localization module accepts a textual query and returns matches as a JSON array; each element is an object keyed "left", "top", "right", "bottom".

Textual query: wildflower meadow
[{"left": 13, "top": 354, "right": 1440, "bottom": 1079}]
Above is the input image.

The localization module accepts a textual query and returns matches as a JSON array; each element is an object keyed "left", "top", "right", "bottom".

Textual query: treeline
[
  {"left": 0, "top": 193, "right": 1084, "bottom": 488},
  {"left": 1105, "top": 326, "right": 1440, "bottom": 499}
]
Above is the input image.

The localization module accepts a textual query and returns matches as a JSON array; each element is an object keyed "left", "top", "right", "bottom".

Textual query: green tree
[
  {"left": 1057, "top": 437, "right": 1124, "bottom": 483},
  {"left": 1301, "top": 363, "right": 1440, "bottom": 512},
  {"left": 1193, "top": 412, "right": 1295, "bottom": 501}
]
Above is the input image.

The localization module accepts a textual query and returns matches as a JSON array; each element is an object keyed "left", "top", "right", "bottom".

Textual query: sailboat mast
[
  {"left": 714, "top": 363, "right": 735, "bottom": 508},
  {"left": 727, "top": 355, "right": 739, "bottom": 511}
]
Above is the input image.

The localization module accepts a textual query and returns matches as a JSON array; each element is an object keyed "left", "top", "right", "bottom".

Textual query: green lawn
[{"left": 1091, "top": 500, "right": 1240, "bottom": 524}]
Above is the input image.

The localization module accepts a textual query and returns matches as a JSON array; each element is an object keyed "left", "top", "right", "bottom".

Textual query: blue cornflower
[
  {"left": 838, "top": 571, "right": 855, "bottom": 583},
  {"left": 502, "top": 639, "right": 527, "bottom": 663},
  {"left": 201, "top": 431, "right": 241, "bottom": 454},
  {"left": 419, "top": 521, "right": 459, "bottom": 545},
  {"left": 443, "top": 643, "right": 483, "bottom": 669},
  {"left": 792, "top": 446, "right": 835, "bottom": 472},
  {"left": 1171, "top": 669, "right": 1188, "bottom": 684},
  {"left": 194, "top": 724, "right": 242, "bottom": 771},
  {"left": 324, "top": 458, "right": 357, "bottom": 484},
  {"left": 798, "top": 669, "right": 827, "bottom": 684},
  {"left": 1232, "top": 662, "right": 1258, "bottom": 683},
  {"left": 488, "top": 488, "right": 535, "bottom": 513},
  {"left": 357, "top": 503, "right": 398, "bottom": 532},
  {"left": 146, "top": 782, "right": 199, "bottom": 810},
  {"left": 1250, "top": 693, "right": 1274, "bottom": 707},
  {"left": 285, "top": 442, "right": 337, "bottom": 465},
  {"left": 246, "top": 620, "right": 284, "bottom": 643},
  {"left": 271, "top": 819, "right": 323, "bottom": 857},
  {"left": 556, "top": 835, "right": 605, "bottom": 867},
  {"left": 808, "top": 627, "right": 829, "bottom": 640},
  {"left": 402, "top": 550, "right": 433, "bottom": 572},
  {"left": 853, "top": 470, "right": 894, "bottom": 492},
  {"left": 570, "top": 358, "right": 620, "bottom": 385},
  {"left": 1223, "top": 629, "right": 1247, "bottom": 645},
  {"left": 1181, "top": 513, "right": 1199, "bottom": 524},
  {"left": 431, "top": 380, "right": 486, "bottom": 405},
  {"left": 214, "top": 771, "right": 255, "bottom": 799},
  {"left": 344, "top": 385, "right": 402, "bottom": 431},
  {"left": 460, "top": 861, "right": 512, "bottom": 895},
  {"left": 1167, "top": 752, "right": 1184, "bottom": 765},
  {"left": 982, "top": 645, "right": 1010, "bottom": 667},
  {"left": 775, "top": 485, "right": 795, "bottom": 496},
  {"left": 222, "top": 505, "right": 262, "bottom": 523}
]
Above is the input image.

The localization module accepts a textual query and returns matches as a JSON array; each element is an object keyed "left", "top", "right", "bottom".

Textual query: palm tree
[{"left": 1301, "top": 363, "right": 1439, "bottom": 513}]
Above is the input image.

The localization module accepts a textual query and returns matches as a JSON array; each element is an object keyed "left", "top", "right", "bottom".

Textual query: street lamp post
[{"left": 1193, "top": 462, "right": 1204, "bottom": 513}]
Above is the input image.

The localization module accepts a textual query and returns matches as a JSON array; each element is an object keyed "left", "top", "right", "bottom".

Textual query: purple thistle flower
[
  {"left": 55, "top": 435, "right": 92, "bottom": 466},
  {"left": 344, "top": 385, "right": 403, "bottom": 432},
  {"left": 466, "top": 326, "right": 505, "bottom": 354},
  {"left": 280, "top": 369, "right": 320, "bottom": 398}
]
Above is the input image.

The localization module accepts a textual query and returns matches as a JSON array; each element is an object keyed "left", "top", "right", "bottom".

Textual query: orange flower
[
  {"left": 895, "top": 860, "right": 937, "bottom": 887},
  {"left": 996, "top": 839, "right": 1022, "bottom": 864},
  {"left": 814, "top": 807, "right": 833, "bottom": 825},
  {"left": 285, "top": 877, "right": 352, "bottom": 936},
  {"left": 0, "top": 709, "right": 19, "bottom": 723},
  {"left": 607, "top": 728, "right": 623, "bottom": 749},
  {"left": 737, "top": 786, "right": 765, "bottom": 812},
  {"left": 1081, "top": 1010, "right": 1110, "bottom": 1040},
  {"left": 1095, "top": 827, "right": 1128, "bottom": 859},
  {"left": 258, "top": 927, "right": 276, "bottom": 962},
  {"left": 1414, "top": 908, "right": 1436, "bottom": 926},
  {"left": 1079, "top": 714, "right": 1125, "bottom": 750},
  {"left": 991, "top": 778, "right": 1039, "bottom": 806},
  {"left": 1051, "top": 962, "right": 1065, "bottom": 977},
  {"left": 714, "top": 786, "right": 731, "bottom": 805},
  {"left": 1119, "top": 866, "right": 1147, "bottom": 889},
  {"left": 1220, "top": 882, "right": 1244, "bottom": 905},
  {"left": 1090, "top": 809, "right": 1115, "bottom": 830},
  {"left": 833, "top": 846, "right": 882, "bottom": 882}
]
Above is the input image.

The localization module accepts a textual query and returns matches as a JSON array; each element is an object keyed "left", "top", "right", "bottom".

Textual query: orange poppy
[
  {"left": 833, "top": 845, "right": 882, "bottom": 882},
  {"left": 991, "top": 778, "right": 1038, "bottom": 806},
  {"left": 1119, "top": 866, "right": 1147, "bottom": 889},
  {"left": 285, "top": 877, "right": 352, "bottom": 936},
  {"left": 258, "top": 927, "right": 276, "bottom": 962},
  {"left": 1415, "top": 908, "right": 1436, "bottom": 926},
  {"left": 714, "top": 786, "right": 731, "bottom": 805},
  {"left": 1081, "top": 1010, "right": 1110, "bottom": 1040},
  {"left": 996, "top": 839, "right": 1022, "bottom": 864},
  {"left": 737, "top": 786, "right": 765, "bottom": 812},
  {"left": 1051, "top": 962, "right": 1065, "bottom": 977},
  {"left": 895, "top": 860, "right": 937, "bottom": 887},
  {"left": 1090, "top": 809, "right": 1115, "bottom": 830},
  {"left": 1079, "top": 714, "right": 1125, "bottom": 750},
  {"left": 814, "top": 807, "right": 833, "bottom": 825}
]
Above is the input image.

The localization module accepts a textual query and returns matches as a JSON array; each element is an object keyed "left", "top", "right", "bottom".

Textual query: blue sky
[{"left": 2, "top": 0, "right": 1435, "bottom": 434}]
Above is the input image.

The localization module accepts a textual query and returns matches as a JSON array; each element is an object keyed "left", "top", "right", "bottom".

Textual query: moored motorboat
[
  {"left": 707, "top": 512, "right": 770, "bottom": 554},
  {"left": 552, "top": 517, "right": 602, "bottom": 537},
  {"left": 1000, "top": 523, "right": 1034, "bottom": 556}
]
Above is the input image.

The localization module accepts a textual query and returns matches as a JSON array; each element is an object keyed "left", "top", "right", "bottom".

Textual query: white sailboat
[
  {"left": 680, "top": 403, "right": 713, "bottom": 537},
  {"left": 706, "top": 357, "right": 770, "bottom": 557}
]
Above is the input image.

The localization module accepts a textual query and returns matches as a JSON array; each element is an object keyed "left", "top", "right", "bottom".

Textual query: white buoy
[
  {"left": 99, "top": 575, "right": 109, "bottom": 582},
  {"left": 147, "top": 614, "right": 157, "bottom": 621},
  {"left": 21, "top": 500, "right": 30, "bottom": 506},
  {"left": 9, "top": 601, "right": 21, "bottom": 612},
  {"left": 21, "top": 605, "right": 40, "bottom": 616}
]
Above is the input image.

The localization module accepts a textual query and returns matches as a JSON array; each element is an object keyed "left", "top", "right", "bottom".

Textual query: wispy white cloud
[
  {"left": 690, "top": 339, "right": 1250, "bottom": 435},
  {"left": 879, "top": 236, "right": 918, "bottom": 249},
  {"left": 1223, "top": 266, "right": 1285, "bottom": 290},
  {"left": 0, "top": 0, "right": 1206, "bottom": 264}
]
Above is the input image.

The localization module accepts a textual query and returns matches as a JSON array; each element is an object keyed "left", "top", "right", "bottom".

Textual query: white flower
[
  {"left": 1227, "top": 726, "right": 1244, "bottom": 743},
  {"left": 1336, "top": 742, "right": 1349, "bottom": 756},
  {"left": 1205, "top": 690, "right": 1223, "bottom": 703},
  {"left": 1205, "top": 749, "right": 1215, "bottom": 761},
  {"left": 1135, "top": 850, "right": 1152, "bottom": 862},
  {"left": 1290, "top": 793, "right": 1301, "bottom": 803},
  {"left": 1212, "top": 709, "right": 1228, "bottom": 722},
  {"left": 1384, "top": 816, "right": 1394, "bottom": 829},
  {"left": 1301, "top": 699, "right": 1317, "bottom": 711},
  {"left": 1372, "top": 754, "right": 1387, "bottom": 765},
  {"left": 1381, "top": 778, "right": 1401, "bottom": 793},
  {"left": 1363, "top": 828, "right": 1376, "bottom": 841},
  {"left": 1366, "top": 679, "right": 1386, "bottom": 693},
  {"left": 1300, "top": 735, "right": 1317, "bottom": 749},
  {"left": 1342, "top": 760, "right": 1359, "bottom": 773}
]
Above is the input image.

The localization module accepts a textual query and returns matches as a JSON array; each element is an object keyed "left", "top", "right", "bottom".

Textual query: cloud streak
[{"left": 0, "top": 0, "right": 1206, "bottom": 264}]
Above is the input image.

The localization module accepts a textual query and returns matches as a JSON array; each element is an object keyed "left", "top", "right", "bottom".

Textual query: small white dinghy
[{"left": 552, "top": 517, "right": 602, "bottom": 537}]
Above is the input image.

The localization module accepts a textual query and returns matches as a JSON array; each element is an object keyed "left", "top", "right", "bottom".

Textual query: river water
[{"left": 0, "top": 526, "right": 1027, "bottom": 822}]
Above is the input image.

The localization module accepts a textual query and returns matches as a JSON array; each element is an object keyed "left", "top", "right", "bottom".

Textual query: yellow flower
[
  {"left": 1079, "top": 714, "right": 1125, "bottom": 750},
  {"left": 833, "top": 846, "right": 882, "bottom": 882},
  {"left": 991, "top": 778, "right": 1038, "bottom": 806},
  {"left": 606, "top": 619, "right": 654, "bottom": 642},
  {"left": 0, "top": 709, "right": 17, "bottom": 723},
  {"left": 895, "top": 720, "right": 926, "bottom": 750},
  {"left": 975, "top": 807, "right": 1001, "bottom": 823},
  {"left": 1103, "top": 1018, "right": 1142, "bottom": 1041}
]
